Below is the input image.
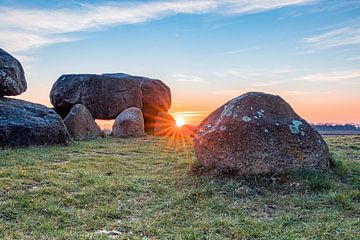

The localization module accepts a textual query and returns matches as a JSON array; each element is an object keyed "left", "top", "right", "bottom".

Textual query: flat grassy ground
[{"left": 0, "top": 136, "right": 359, "bottom": 239}]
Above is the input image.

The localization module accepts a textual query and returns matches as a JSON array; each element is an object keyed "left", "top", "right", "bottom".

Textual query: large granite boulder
[
  {"left": 0, "top": 98, "right": 70, "bottom": 148},
  {"left": 50, "top": 74, "right": 143, "bottom": 119},
  {"left": 112, "top": 107, "right": 145, "bottom": 138},
  {"left": 193, "top": 92, "right": 329, "bottom": 176},
  {"left": 103, "top": 73, "right": 171, "bottom": 132},
  {"left": 63, "top": 104, "right": 101, "bottom": 140},
  {"left": 0, "top": 48, "right": 27, "bottom": 96},
  {"left": 153, "top": 112, "right": 176, "bottom": 136}
]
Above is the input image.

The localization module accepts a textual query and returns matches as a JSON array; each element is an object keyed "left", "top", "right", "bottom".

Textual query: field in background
[
  {"left": 0, "top": 136, "right": 359, "bottom": 239},
  {"left": 319, "top": 131, "right": 360, "bottom": 136}
]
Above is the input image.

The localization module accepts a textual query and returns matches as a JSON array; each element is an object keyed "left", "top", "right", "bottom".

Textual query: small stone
[
  {"left": 63, "top": 104, "right": 101, "bottom": 140},
  {"left": 112, "top": 107, "right": 145, "bottom": 138},
  {"left": 95, "top": 230, "right": 122, "bottom": 235}
]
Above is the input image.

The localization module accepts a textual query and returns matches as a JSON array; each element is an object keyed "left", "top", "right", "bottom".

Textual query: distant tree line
[{"left": 313, "top": 123, "right": 360, "bottom": 131}]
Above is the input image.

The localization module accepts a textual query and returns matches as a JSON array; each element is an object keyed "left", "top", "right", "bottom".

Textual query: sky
[{"left": 1, "top": 0, "right": 360, "bottom": 124}]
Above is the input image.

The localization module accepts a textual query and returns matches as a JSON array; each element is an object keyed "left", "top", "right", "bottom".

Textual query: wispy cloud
[
  {"left": 299, "top": 71, "right": 360, "bottom": 82},
  {"left": 0, "top": 2, "right": 217, "bottom": 34},
  {"left": 281, "top": 90, "right": 332, "bottom": 96},
  {"left": 347, "top": 56, "right": 360, "bottom": 61},
  {"left": 304, "top": 25, "right": 360, "bottom": 50},
  {"left": 250, "top": 80, "right": 281, "bottom": 87},
  {"left": 212, "top": 89, "right": 244, "bottom": 96},
  {"left": 172, "top": 111, "right": 207, "bottom": 117},
  {"left": 0, "top": 0, "right": 315, "bottom": 53},
  {"left": 212, "top": 88, "right": 333, "bottom": 98},
  {"left": 222, "top": 0, "right": 314, "bottom": 14},
  {"left": 214, "top": 68, "right": 299, "bottom": 78},
  {"left": 0, "top": 30, "right": 76, "bottom": 52},
  {"left": 173, "top": 74, "right": 208, "bottom": 83},
  {"left": 215, "top": 46, "right": 261, "bottom": 56}
]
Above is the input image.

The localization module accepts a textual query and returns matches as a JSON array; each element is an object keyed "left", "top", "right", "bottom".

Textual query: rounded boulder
[
  {"left": 193, "top": 92, "right": 329, "bottom": 176},
  {"left": 0, "top": 98, "right": 70, "bottom": 148},
  {"left": 0, "top": 48, "right": 27, "bottom": 97}
]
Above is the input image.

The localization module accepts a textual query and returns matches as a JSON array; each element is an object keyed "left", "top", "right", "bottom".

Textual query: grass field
[{"left": 0, "top": 136, "right": 359, "bottom": 239}]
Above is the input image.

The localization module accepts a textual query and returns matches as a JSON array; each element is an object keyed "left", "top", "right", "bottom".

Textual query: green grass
[{"left": 0, "top": 136, "right": 359, "bottom": 239}]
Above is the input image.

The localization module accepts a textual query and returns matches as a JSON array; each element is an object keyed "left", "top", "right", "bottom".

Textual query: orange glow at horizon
[
  {"left": 168, "top": 89, "right": 360, "bottom": 125},
  {"left": 13, "top": 89, "right": 360, "bottom": 126},
  {"left": 175, "top": 115, "right": 185, "bottom": 127}
]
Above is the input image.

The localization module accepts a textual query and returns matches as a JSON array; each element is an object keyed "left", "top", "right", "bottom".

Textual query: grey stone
[
  {"left": 50, "top": 74, "right": 143, "bottom": 119},
  {"left": 0, "top": 98, "right": 69, "bottom": 148},
  {"left": 0, "top": 48, "right": 27, "bottom": 96}
]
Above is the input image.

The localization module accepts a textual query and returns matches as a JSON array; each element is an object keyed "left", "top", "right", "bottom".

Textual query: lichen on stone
[
  {"left": 220, "top": 126, "right": 227, "bottom": 131},
  {"left": 289, "top": 120, "right": 303, "bottom": 134},
  {"left": 220, "top": 104, "right": 234, "bottom": 118},
  {"left": 242, "top": 116, "right": 252, "bottom": 122},
  {"left": 256, "top": 111, "right": 264, "bottom": 117}
]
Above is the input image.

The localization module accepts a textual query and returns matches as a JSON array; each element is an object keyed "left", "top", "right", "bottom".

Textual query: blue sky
[{"left": 1, "top": 0, "right": 359, "bottom": 123}]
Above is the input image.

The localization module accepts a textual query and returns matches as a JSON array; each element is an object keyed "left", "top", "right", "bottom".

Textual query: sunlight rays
[{"left": 175, "top": 115, "right": 185, "bottom": 127}]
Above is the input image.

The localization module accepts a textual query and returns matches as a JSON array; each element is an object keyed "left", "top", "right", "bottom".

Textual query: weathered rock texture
[
  {"left": 63, "top": 104, "right": 101, "bottom": 140},
  {"left": 0, "top": 48, "right": 27, "bottom": 96},
  {"left": 104, "top": 73, "right": 171, "bottom": 132},
  {"left": 193, "top": 92, "right": 329, "bottom": 176},
  {"left": 153, "top": 112, "right": 176, "bottom": 136},
  {"left": 0, "top": 98, "right": 70, "bottom": 148},
  {"left": 50, "top": 74, "right": 143, "bottom": 119},
  {"left": 112, "top": 107, "right": 145, "bottom": 138}
]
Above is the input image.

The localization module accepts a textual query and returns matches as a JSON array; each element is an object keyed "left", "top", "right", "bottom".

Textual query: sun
[{"left": 175, "top": 115, "right": 185, "bottom": 127}]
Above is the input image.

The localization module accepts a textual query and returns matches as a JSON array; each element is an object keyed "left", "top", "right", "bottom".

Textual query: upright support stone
[
  {"left": 63, "top": 104, "right": 101, "bottom": 140},
  {"left": 112, "top": 107, "right": 145, "bottom": 138}
]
